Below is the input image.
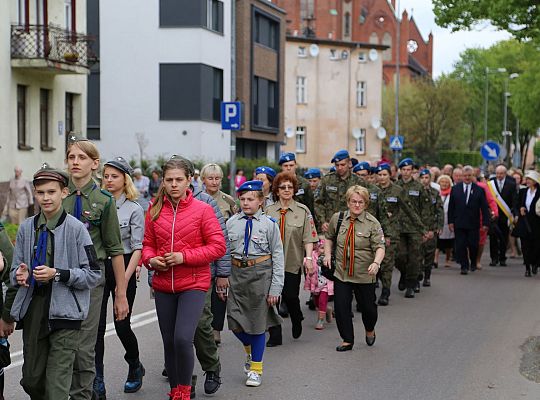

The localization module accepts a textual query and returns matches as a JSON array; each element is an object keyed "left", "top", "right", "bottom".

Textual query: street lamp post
[
  {"left": 394, "top": 0, "right": 401, "bottom": 166},
  {"left": 484, "top": 67, "right": 506, "bottom": 143},
  {"left": 503, "top": 72, "right": 520, "bottom": 167}
]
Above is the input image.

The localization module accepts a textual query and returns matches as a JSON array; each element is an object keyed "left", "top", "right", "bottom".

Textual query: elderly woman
[
  {"left": 324, "top": 186, "right": 385, "bottom": 352},
  {"left": 435, "top": 175, "right": 455, "bottom": 268},
  {"left": 133, "top": 168, "right": 150, "bottom": 212},
  {"left": 515, "top": 170, "right": 540, "bottom": 277},
  {"left": 266, "top": 172, "right": 318, "bottom": 346},
  {"left": 254, "top": 166, "right": 276, "bottom": 209}
]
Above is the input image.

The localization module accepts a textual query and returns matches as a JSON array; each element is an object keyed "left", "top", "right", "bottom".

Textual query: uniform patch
[
  {"left": 296, "top": 189, "right": 305, "bottom": 196},
  {"left": 370, "top": 193, "right": 378, "bottom": 200},
  {"left": 84, "top": 245, "right": 99, "bottom": 271},
  {"left": 408, "top": 190, "right": 420, "bottom": 196},
  {"left": 386, "top": 197, "right": 398, "bottom": 203},
  {"left": 431, "top": 199, "right": 437, "bottom": 204},
  {"left": 326, "top": 186, "right": 338, "bottom": 192}
]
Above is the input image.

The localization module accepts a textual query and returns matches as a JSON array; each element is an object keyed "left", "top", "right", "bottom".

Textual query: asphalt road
[{"left": 5, "top": 255, "right": 540, "bottom": 400}]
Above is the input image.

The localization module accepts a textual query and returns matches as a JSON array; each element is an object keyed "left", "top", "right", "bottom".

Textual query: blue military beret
[
  {"left": 331, "top": 149, "right": 350, "bottom": 163},
  {"left": 375, "top": 163, "right": 391, "bottom": 173},
  {"left": 351, "top": 158, "right": 359, "bottom": 167},
  {"left": 237, "top": 180, "right": 264, "bottom": 193},
  {"left": 419, "top": 168, "right": 431, "bottom": 177},
  {"left": 398, "top": 158, "right": 414, "bottom": 168},
  {"left": 329, "top": 166, "right": 336, "bottom": 173},
  {"left": 278, "top": 152, "right": 296, "bottom": 165},
  {"left": 353, "top": 162, "right": 371, "bottom": 173},
  {"left": 255, "top": 166, "right": 276, "bottom": 179},
  {"left": 304, "top": 168, "right": 321, "bottom": 179},
  {"left": 370, "top": 166, "right": 378, "bottom": 174}
]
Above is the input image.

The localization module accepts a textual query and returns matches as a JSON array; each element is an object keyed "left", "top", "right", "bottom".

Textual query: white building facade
[
  {"left": 0, "top": 0, "right": 90, "bottom": 182},
  {"left": 92, "top": 0, "right": 232, "bottom": 165}
]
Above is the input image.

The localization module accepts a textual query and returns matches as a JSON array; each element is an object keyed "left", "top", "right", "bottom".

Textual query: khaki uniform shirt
[
  {"left": 266, "top": 200, "right": 318, "bottom": 274},
  {"left": 326, "top": 210, "right": 385, "bottom": 284},
  {"left": 210, "top": 190, "right": 237, "bottom": 221},
  {"left": 7, "top": 177, "right": 33, "bottom": 209},
  {"left": 63, "top": 179, "right": 124, "bottom": 261}
]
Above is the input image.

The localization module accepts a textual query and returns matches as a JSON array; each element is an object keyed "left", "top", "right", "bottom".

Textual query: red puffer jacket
[{"left": 142, "top": 190, "right": 226, "bottom": 293}]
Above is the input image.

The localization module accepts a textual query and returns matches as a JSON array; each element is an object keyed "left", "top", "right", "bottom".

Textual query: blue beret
[
  {"left": 351, "top": 158, "right": 359, "bottom": 167},
  {"left": 255, "top": 166, "right": 276, "bottom": 179},
  {"left": 304, "top": 168, "right": 321, "bottom": 179},
  {"left": 353, "top": 162, "right": 371, "bottom": 173},
  {"left": 331, "top": 149, "right": 350, "bottom": 163},
  {"left": 375, "top": 163, "right": 391, "bottom": 173},
  {"left": 398, "top": 158, "right": 414, "bottom": 168},
  {"left": 370, "top": 166, "right": 378, "bottom": 174},
  {"left": 419, "top": 168, "right": 431, "bottom": 177},
  {"left": 329, "top": 166, "right": 336, "bottom": 173},
  {"left": 278, "top": 152, "right": 296, "bottom": 165},
  {"left": 237, "top": 180, "right": 264, "bottom": 193}
]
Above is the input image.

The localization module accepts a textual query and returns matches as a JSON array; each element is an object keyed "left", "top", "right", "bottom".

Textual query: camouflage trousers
[
  {"left": 421, "top": 236, "right": 437, "bottom": 272},
  {"left": 397, "top": 232, "right": 423, "bottom": 288},
  {"left": 380, "top": 238, "right": 399, "bottom": 290}
]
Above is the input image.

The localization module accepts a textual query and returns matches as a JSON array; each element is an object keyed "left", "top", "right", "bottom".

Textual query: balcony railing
[{"left": 11, "top": 24, "right": 97, "bottom": 69}]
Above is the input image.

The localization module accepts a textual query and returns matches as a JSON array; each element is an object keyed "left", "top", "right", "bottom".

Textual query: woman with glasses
[
  {"left": 323, "top": 185, "right": 385, "bottom": 352},
  {"left": 265, "top": 172, "right": 318, "bottom": 346}
]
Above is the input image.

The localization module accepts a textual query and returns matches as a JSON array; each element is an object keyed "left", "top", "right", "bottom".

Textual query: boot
[
  {"left": 414, "top": 281, "right": 421, "bottom": 293},
  {"left": 278, "top": 301, "right": 289, "bottom": 318},
  {"left": 266, "top": 325, "right": 282, "bottom": 347},
  {"left": 398, "top": 274, "right": 406, "bottom": 291},
  {"left": 124, "top": 361, "right": 145, "bottom": 393},
  {"left": 405, "top": 280, "right": 415, "bottom": 298},
  {"left": 93, "top": 374, "right": 106, "bottom": 400},
  {"left": 532, "top": 264, "right": 538, "bottom": 275},
  {"left": 405, "top": 287, "right": 415, "bottom": 298},
  {"left": 525, "top": 265, "right": 532, "bottom": 277},
  {"left": 315, "top": 311, "right": 326, "bottom": 330},
  {"left": 423, "top": 267, "right": 431, "bottom": 287},
  {"left": 377, "top": 288, "right": 390, "bottom": 306}
]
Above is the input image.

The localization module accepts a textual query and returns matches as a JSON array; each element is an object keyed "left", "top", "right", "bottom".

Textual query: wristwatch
[{"left": 54, "top": 271, "right": 61, "bottom": 282}]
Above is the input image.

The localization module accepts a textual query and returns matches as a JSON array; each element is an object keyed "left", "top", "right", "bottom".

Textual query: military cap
[
  {"left": 331, "top": 149, "right": 350, "bottom": 163},
  {"left": 237, "top": 180, "right": 264, "bottom": 193},
  {"left": 398, "top": 158, "right": 414, "bottom": 168},
  {"left": 255, "top": 166, "right": 276, "bottom": 179},
  {"left": 104, "top": 156, "right": 134, "bottom": 177},
  {"left": 33, "top": 163, "right": 69, "bottom": 187},
  {"left": 304, "top": 168, "right": 321, "bottom": 179},
  {"left": 353, "top": 161, "right": 371, "bottom": 173},
  {"left": 375, "top": 163, "right": 391, "bottom": 173},
  {"left": 278, "top": 152, "right": 296, "bottom": 165},
  {"left": 351, "top": 158, "right": 359, "bottom": 167},
  {"left": 419, "top": 168, "right": 431, "bottom": 177}
]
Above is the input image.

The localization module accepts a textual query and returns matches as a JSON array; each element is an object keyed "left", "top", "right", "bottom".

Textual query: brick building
[{"left": 274, "top": 0, "right": 433, "bottom": 83}]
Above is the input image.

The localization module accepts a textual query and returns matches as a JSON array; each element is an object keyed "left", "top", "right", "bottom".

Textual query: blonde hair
[
  {"left": 101, "top": 165, "right": 140, "bottom": 201},
  {"left": 150, "top": 157, "right": 193, "bottom": 221},
  {"left": 437, "top": 174, "right": 453, "bottom": 186},
  {"left": 66, "top": 141, "right": 101, "bottom": 177},
  {"left": 345, "top": 185, "right": 370, "bottom": 207},
  {"left": 201, "top": 163, "right": 224, "bottom": 179}
]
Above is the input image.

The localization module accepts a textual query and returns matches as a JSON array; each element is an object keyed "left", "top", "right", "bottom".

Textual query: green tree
[{"left": 433, "top": 0, "right": 540, "bottom": 41}]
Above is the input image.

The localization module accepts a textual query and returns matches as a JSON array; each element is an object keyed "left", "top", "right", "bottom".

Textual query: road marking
[{"left": 5, "top": 309, "right": 157, "bottom": 371}]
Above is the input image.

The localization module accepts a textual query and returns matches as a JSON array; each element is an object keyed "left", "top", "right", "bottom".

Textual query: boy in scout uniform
[
  {"left": 395, "top": 158, "right": 430, "bottom": 298},
  {"left": 63, "top": 137, "right": 128, "bottom": 400},
  {"left": 376, "top": 164, "right": 426, "bottom": 305},
  {"left": 419, "top": 169, "right": 443, "bottom": 287}
]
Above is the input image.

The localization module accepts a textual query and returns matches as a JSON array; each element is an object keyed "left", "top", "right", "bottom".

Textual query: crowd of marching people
[{"left": 0, "top": 137, "right": 539, "bottom": 399}]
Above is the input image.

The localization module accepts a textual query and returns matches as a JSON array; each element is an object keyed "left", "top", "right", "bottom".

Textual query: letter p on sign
[{"left": 221, "top": 101, "right": 242, "bottom": 130}]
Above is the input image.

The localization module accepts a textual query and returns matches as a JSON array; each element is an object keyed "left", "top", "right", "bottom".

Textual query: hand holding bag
[{"left": 319, "top": 212, "right": 344, "bottom": 281}]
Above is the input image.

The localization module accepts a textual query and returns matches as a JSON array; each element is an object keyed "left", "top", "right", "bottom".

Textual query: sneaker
[
  {"left": 245, "top": 371, "right": 262, "bottom": 387},
  {"left": 203, "top": 369, "right": 221, "bottom": 395},
  {"left": 315, "top": 319, "right": 325, "bottom": 330},
  {"left": 243, "top": 354, "right": 252, "bottom": 374}
]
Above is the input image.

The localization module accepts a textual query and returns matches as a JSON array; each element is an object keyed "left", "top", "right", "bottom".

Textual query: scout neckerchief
[
  {"left": 279, "top": 208, "right": 287, "bottom": 242},
  {"left": 487, "top": 180, "right": 514, "bottom": 226},
  {"left": 72, "top": 182, "right": 97, "bottom": 221},
  {"left": 343, "top": 216, "right": 356, "bottom": 277},
  {"left": 243, "top": 216, "right": 253, "bottom": 258},
  {"left": 30, "top": 224, "right": 48, "bottom": 287}
]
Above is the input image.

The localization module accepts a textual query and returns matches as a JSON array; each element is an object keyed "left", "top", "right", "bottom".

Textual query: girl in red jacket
[{"left": 142, "top": 156, "right": 226, "bottom": 400}]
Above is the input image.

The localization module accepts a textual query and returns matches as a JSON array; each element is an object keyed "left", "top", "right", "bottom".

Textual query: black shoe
[
  {"left": 162, "top": 366, "right": 168, "bottom": 378},
  {"left": 365, "top": 334, "right": 376, "bottom": 346},
  {"left": 533, "top": 265, "right": 539, "bottom": 275},
  {"left": 525, "top": 270, "right": 532, "bottom": 277},
  {"left": 336, "top": 343, "right": 353, "bottom": 352},
  {"left": 489, "top": 260, "right": 498, "bottom": 267},
  {"left": 414, "top": 282, "right": 420, "bottom": 293},
  {"left": 423, "top": 278, "right": 431, "bottom": 287},
  {"left": 499, "top": 261, "right": 507, "bottom": 267},
  {"left": 398, "top": 279, "right": 406, "bottom": 291},
  {"left": 267, "top": 325, "right": 282, "bottom": 347},
  {"left": 278, "top": 302, "right": 289, "bottom": 318},
  {"left": 460, "top": 269, "right": 468, "bottom": 275},
  {"left": 377, "top": 288, "right": 390, "bottom": 306},
  {"left": 433, "top": 263, "right": 438, "bottom": 269},
  {"left": 204, "top": 369, "right": 221, "bottom": 395},
  {"left": 292, "top": 320, "right": 303, "bottom": 339},
  {"left": 405, "top": 288, "right": 415, "bottom": 298},
  {"left": 124, "top": 362, "right": 145, "bottom": 393},
  {"left": 266, "top": 339, "right": 282, "bottom": 347},
  {"left": 470, "top": 265, "right": 477, "bottom": 272}
]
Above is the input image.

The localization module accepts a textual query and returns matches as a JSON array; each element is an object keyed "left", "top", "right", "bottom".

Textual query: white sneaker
[
  {"left": 243, "top": 354, "right": 252, "bottom": 374},
  {"left": 245, "top": 371, "right": 262, "bottom": 387}
]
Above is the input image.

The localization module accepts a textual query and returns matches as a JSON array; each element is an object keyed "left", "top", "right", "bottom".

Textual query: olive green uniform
[
  {"left": 395, "top": 178, "right": 429, "bottom": 291},
  {"left": 378, "top": 183, "right": 426, "bottom": 294},
  {"left": 63, "top": 179, "right": 124, "bottom": 400},
  {"left": 421, "top": 186, "right": 444, "bottom": 281}
]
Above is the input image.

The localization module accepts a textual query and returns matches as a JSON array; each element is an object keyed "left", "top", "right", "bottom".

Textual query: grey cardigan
[{"left": 10, "top": 212, "right": 101, "bottom": 322}]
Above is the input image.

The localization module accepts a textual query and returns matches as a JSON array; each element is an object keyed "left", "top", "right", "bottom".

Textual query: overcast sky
[{"left": 399, "top": 0, "right": 511, "bottom": 77}]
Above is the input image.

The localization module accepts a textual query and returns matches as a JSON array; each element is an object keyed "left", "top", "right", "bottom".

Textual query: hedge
[{"left": 437, "top": 150, "right": 483, "bottom": 167}]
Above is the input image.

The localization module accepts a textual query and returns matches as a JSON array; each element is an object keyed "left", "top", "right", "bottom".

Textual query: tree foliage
[{"left": 433, "top": 0, "right": 540, "bottom": 41}]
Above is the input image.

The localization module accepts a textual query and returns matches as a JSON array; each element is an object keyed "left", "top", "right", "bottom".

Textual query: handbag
[
  {"left": 512, "top": 215, "right": 532, "bottom": 238},
  {"left": 320, "top": 211, "right": 344, "bottom": 281},
  {"left": 0, "top": 338, "right": 10, "bottom": 369}
]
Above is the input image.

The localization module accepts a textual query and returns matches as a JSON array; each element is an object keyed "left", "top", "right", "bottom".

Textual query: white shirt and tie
[
  {"left": 463, "top": 183, "right": 472, "bottom": 204},
  {"left": 498, "top": 179, "right": 505, "bottom": 192}
]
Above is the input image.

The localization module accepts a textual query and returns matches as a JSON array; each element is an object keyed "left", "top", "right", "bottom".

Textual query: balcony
[{"left": 11, "top": 24, "right": 97, "bottom": 74}]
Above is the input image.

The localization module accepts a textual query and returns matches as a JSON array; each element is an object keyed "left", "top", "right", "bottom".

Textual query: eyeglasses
[{"left": 278, "top": 185, "right": 294, "bottom": 190}]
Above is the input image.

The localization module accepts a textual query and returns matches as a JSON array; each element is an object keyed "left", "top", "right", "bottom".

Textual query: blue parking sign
[{"left": 221, "top": 102, "right": 242, "bottom": 130}]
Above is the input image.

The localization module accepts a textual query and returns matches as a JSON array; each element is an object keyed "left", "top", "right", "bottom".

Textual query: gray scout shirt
[
  {"left": 226, "top": 208, "right": 284, "bottom": 296},
  {"left": 116, "top": 194, "right": 145, "bottom": 254}
]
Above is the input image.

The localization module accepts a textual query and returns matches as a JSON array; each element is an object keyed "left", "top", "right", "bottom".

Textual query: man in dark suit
[
  {"left": 448, "top": 166, "right": 490, "bottom": 274},
  {"left": 488, "top": 165, "right": 516, "bottom": 266}
]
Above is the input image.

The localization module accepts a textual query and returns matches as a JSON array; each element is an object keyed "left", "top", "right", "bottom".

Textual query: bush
[
  {"left": 437, "top": 150, "right": 483, "bottom": 167},
  {"left": 534, "top": 141, "right": 540, "bottom": 161},
  {"left": 3, "top": 223, "right": 18, "bottom": 244}
]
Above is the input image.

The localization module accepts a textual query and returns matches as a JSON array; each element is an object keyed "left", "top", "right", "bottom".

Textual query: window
[
  {"left": 64, "top": 0, "right": 75, "bottom": 31},
  {"left": 252, "top": 76, "right": 279, "bottom": 130},
  {"left": 300, "top": 0, "right": 315, "bottom": 19},
  {"left": 369, "top": 32, "right": 379, "bottom": 45},
  {"left": 329, "top": 49, "right": 338, "bottom": 60},
  {"left": 17, "top": 85, "right": 28, "bottom": 149},
  {"left": 298, "top": 46, "right": 307, "bottom": 57},
  {"left": 254, "top": 13, "right": 279, "bottom": 50},
  {"left": 344, "top": 12, "right": 351, "bottom": 37},
  {"left": 296, "top": 76, "right": 307, "bottom": 104},
  {"left": 40, "top": 89, "right": 51, "bottom": 150},
  {"left": 160, "top": 64, "right": 223, "bottom": 122},
  {"left": 355, "top": 131, "right": 366, "bottom": 154},
  {"left": 356, "top": 81, "right": 367, "bottom": 107},
  {"left": 65, "top": 92, "right": 74, "bottom": 134},
  {"left": 358, "top": 52, "right": 367, "bottom": 62},
  {"left": 382, "top": 32, "right": 392, "bottom": 61},
  {"left": 17, "top": 0, "right": 28, "bottom": 25},
  {"left": 296, "top": 126, "right": 306, "bottom": 153},
  {"left": 207, "top": 0, "right": 224, "bottom": 33}
]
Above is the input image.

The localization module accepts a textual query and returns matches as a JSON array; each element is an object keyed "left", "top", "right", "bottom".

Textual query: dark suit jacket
[
  {"left": 517, "top": 187, "right": 540, "bottom": 235},
  {"left": 448, "top": 182, "right": 490, "bottom": 230},
  {"left": 489, "top": 177, "right": 517, "bottom": 221}
]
